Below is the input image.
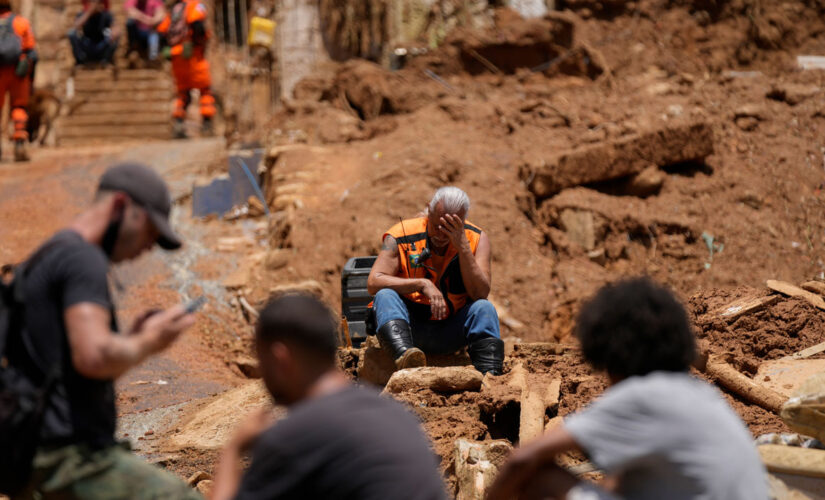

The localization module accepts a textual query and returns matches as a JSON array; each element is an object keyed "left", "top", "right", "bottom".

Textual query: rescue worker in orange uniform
[
  {"left": 157, "top": 0, "right": 215, "bottom": 138},
  {"left": 367, "top": 186, "right": 504, "bottom": 375},
  {"left": 0, "top": 0, "right": 35, "bottom": 161}
]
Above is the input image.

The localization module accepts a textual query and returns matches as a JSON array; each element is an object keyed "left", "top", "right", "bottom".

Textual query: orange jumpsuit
[
  {"left": 157, "top": 0, "right": 215, "bottom": 120},
  {"left": 0, "top": 12, "right": 35, "bottom": 141}
]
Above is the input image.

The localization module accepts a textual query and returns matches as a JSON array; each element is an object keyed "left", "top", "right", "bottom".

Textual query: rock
[
  {"left": 169, "top": 382, "right": 274, "bottom": 451},
  {"left": 356, "top": 336, "right": 396, "bottom": 387},
  {"left": 558, "top": 209, "right": 604, "bottom": 251},
  {"left": 233, "top": 355, "right": 261, "bottom": 379},
  {"left": 186, "top": 471, "right": 212, "bottom": 486},
  {"left": 383, "top": 366, "right": 483, "bottom": 394},
  {"left": 735, "top": 116, "right": 760, "bottom": 131},
  {"left": 247, "top": 196, "right": 266, "bottom": 217},
  {"left": 587, "top": 248, "right": 607, "bottom": 266},
  {"left": 540, "top": 188, "right": 697, "bottom": 246},
  {"left": 216, "top": 236, "right": 256, "bottom": 252},
  {"left": 454, "top": 439, "right": 513, "bottom": 500},
  {"left": 666, "top": 104, "right": 683, "bottom": 117},
  {"left": 734, "top": 103, "right": 766, "bottom": 120},
  {"left": 265, "top": 249, "right": 290, "bottom": 270},
  {"left": 269, "top": 279, "right": 324, "bottom": 297},
  {"left": 332, "top": 60, "right": 397, "bottom": 120},
  {"left": 767, "top": 84, "right": 820, "bottom": 106},
  {"left": 222, "top": 267, "right": 251, "bottom": 290},
  {"left": 645, "top": 81, "right": 679, "bottom": 96},
  {"left": 195, "top": 480, "right": 214, "bottom": 496},
  {"left": 624, "top": 165, "right": 665, "bottom": 197},
  {"left": 524, "top": 121, "right": 714, "bottom": 199}
]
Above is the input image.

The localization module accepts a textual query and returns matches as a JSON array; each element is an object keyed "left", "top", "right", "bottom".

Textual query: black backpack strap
[{"left": 5, "top": 238, "right": 66, "bottom": 378}]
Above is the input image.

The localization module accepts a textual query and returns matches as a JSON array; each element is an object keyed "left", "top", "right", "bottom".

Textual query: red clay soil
[
  {"left": 262, "top": 2, "right": 825, "bottom": 337},
  {"left": 253, "top": 0, "right": 825, "bottom": 453}
]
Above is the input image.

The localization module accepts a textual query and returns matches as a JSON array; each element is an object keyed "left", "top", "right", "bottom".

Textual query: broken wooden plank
[
  {"left": 715, "top": 294, "right": 781, "bottom": 323},
  {"left": 545, "top": 379, "right": 561, "bottom": 415},
  {"left": 759, "top": 445, "right": 825, "bottom": 479},
  {"left": 787, "top": 341, "right": 825, "bottom": 361},
  {"left": 508, "top": 363, "right": 543, "bottom": 444},
  {"left": 706, "top": 355, "right": 786, "bottom": 414},
  {"left": 455, "top": 439, "right": 512, "bottom": 500},
  {"left": 801, "top": 281, "right": 825, "bottom": 296},
  {"left": 767, "top": 280, "right": 825, "bottom": 310}
]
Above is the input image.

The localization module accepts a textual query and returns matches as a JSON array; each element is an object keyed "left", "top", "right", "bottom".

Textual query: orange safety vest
[
  {"left": 157, "top": 0, "right": 208, "bottom": 56},
  {"left": 384, "top": 217, "right": 483, "bottom": 318}
]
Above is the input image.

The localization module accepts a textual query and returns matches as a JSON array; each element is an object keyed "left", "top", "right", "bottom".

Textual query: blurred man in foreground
[
  {"left": 7, "top": 163, "right": 200, "bottom": 498},
  {"left": 487, "top": 277, "right": 769, "bottom": 500},
  {"left": 212, "top": 294, "right": 447, "bottom": 500}
]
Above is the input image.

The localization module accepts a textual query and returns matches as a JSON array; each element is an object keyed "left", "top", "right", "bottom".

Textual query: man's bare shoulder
[{"left": 381, "top": 235, "right": 399, "bottom": 254}]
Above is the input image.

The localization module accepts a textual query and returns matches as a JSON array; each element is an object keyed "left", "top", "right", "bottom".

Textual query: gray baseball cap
[{"left": 97, "top": 162, "right": 182, "bottom": 250}]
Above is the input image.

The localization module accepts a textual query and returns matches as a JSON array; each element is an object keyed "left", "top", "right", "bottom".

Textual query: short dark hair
[
  {"left": 575, "top": 277, "right": 696, "bottom": 378},
  {"left": 256, "top": 294, "right": 339, "bottom": 362}
]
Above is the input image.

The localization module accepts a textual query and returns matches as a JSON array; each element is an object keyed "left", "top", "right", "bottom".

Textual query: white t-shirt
[{"left": 565, "top": 372, "right": 769, "bottom": 500}]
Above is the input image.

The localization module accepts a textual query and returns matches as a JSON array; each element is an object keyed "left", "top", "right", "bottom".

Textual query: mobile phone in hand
[{"left": 184, "top": 295, "right": 207, "bottom": 314}]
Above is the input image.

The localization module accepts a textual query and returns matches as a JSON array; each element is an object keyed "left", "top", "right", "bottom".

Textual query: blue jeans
[
  {"left": 69, "top": 30, "right": 118, "bottom": 65},
  {"left": 373, "top": 289, "right": 500, "bottom": 355},
  {"left": 126, "top": 19, "right": 159, "bottom": 60}
]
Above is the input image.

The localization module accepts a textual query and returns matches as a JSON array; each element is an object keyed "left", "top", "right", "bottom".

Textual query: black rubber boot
[
  {"left": 173, "top": 118, "right": 187, "bottom": 139},
  {"left": 376, "top": 319, "right": 426, "bottom": 369},
  {"left": 469, "top": 336, "right": 504, "bottom": 375}
]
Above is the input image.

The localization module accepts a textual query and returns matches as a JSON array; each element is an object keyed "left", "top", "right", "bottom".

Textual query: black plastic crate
[{"left": 341, "top": 256, "right": 377, "bottom": 346}]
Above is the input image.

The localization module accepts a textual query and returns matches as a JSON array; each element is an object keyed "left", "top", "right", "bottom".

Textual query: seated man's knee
[
  {"left": 373, "top": 288, "right": 401, "bottom": 306},
  {"left": 469, "top": 299, "right": 498, "bottom": 318}
]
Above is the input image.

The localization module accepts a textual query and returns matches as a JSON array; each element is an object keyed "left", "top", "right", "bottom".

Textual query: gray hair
[{"left": 428, "top": 186, "right": 470, "bottom": 216}]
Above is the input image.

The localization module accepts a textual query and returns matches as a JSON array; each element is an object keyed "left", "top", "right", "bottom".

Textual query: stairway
[
  {"left": 57, "top": 68, "right": 174, "bottom": 146},
  {"left": 52, "top": 0, "right": 176, "bottom": 146}
]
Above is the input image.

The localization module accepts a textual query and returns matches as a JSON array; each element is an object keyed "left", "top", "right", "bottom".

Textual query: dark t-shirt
[
  {"left": 80, "top": 10, "right": 112, "bottom": 42},
  {"left": 236, "top": 385, "right": 447, "bottom": 500},
  {"left": 7, "top": 230, "right": 117, "bottom": 448}
]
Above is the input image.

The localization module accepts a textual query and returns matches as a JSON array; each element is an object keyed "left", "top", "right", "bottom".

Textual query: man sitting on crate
[{"left": 366, "top": 186, "right": 503, "bottom": 375}]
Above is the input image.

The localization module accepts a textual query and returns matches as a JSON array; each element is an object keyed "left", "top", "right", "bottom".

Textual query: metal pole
[
  {"left": 239, "top": 0, "right": 247, "bottom": 47},
  {"left": 227, "top": 0, "right": 237, "bottom": 46}
]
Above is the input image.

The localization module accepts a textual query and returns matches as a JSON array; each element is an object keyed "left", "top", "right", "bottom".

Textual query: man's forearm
[
  {"left": 211, "top": 443, "right": 244, "bottom": 500},
  {"left": 73, "top": 10, "right": 92, "bottom": 30},
  {"left": 369, "top": 274, "right": 427, "bottom": 295},
  {"left": 79, "top": 334, "right": 155, "bottom": 380},
  {"left": 457, "top": 245, "right": 490, "bottom": 299}
]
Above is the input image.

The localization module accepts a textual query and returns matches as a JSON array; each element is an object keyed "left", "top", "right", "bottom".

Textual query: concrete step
[
  {"left": 60, "top": 113, "right": 170, "bottom": 127},
  {"left": 58, "top": 135, "right": 171, "bottom": 147},
  {"left": 58, "top": 123, "right": 172, "bottom": 140},
  {"left": 73, "top": 89, "right": 173, "bottom": 102},
  {"left": 73, "top": 78, "right": 173, "bottom": 92},
  {"left": 72, "top": 68, "right": 168, "bottom": 83},
  {"left": 68, "top": 100, "right": 171, "bottom": 115}
]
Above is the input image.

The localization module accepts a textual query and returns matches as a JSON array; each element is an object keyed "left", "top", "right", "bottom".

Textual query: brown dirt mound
[
  {"left": 247, "top": 1, "right": 825, "bottom": 474},
  {"left": 690, "top": 288, "right": 825, "bottom": 374}
]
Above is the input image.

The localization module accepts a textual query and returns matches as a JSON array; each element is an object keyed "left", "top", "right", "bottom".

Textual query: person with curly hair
[{"left": 487, "top": 277, "right": 768, "bottom": 500}]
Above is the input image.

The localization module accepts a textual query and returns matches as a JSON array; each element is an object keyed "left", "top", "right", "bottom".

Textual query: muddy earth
[{"left": 5, "top": 0, "right": 825, "bottom": 497}]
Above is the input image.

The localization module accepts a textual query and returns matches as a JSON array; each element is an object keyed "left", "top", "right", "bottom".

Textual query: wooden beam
[
  {"left": 706, "top": 355, "right": 786, "bottom": 414},
  {"left": 759, "top": 444, "right": 825, "bottom": 479},
  {"left": 786, "top": 340, "right": 825, "bottom": 360},
  {"left": 767, "top": 280, "right": 825, "bottom": 310},
  {"left": 715, "top": 294, "right": 780, "bottom": 323},
  {"left": 802, "top": 281, "right": 825, "bottom": 296}
]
